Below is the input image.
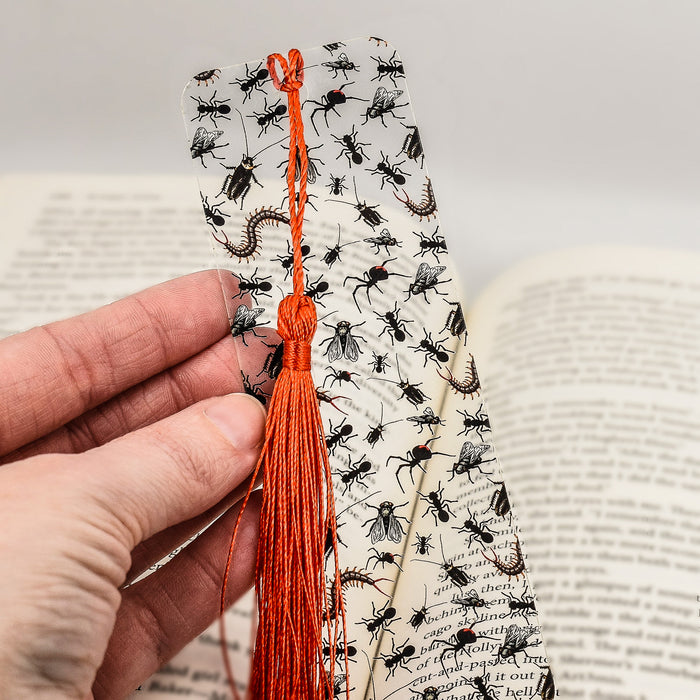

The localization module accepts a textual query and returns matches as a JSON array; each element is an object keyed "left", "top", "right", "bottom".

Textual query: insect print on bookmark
[{"left": 182, "top": 36, "right": 552, "bottom": 700}]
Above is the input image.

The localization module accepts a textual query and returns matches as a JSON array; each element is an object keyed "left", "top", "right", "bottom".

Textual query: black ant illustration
[
  {"left": 383, "top": 682, "right": 443, "bottom": 700},
  {"left": 413, "top": 227, "right": 447, "bottom": 262},
  {"left": 322, "top": 224, "right": 359, "bottom": 268},
  {"left": 449, "top": 441, "right": 495, "bottom": 482},
  {"left": 273, "top": 240, "right": 313, "bottom": 280},
  {"left": 443, "top": 299, "right": 467, "bottom": 344},
  {"left": 232, "top": 62, "right": 269, "bottom": 102},
  {"left": 504, "top": 588, "right": 537, "bottom": 621},
  {"left": 323, "top": 366, "right": 359, "bottom": 390},
  {"left": 406, "top": 263, "right": 451, "bottom": 303},
  {"left": 366, "top": 151, "right": 408, "bottom": 190},
  {"left": 220, "top": 111, "right": 285, "bottom": 208},
  {"left": 327, "top": 173, "right": 347, "bottom": 196},
  {"left": 333, "top": 125, "right": 369, "bottom": 166},
  {"left": 320, "top": 318, "right": 366, "bottom": 362},
  {"left": 467, "top": 663, "right": 503, "bottom": 700},
  {"left": 259, "top": 341, "right": 283, "bottom": 380},
  {"left": 458, "top": 405, "right": 491, "bottom": 439},
  {"left": 327, "top": 177, "right": 386, "bottom": 229},
  {"left": 334, "top": 454, "right": 373, "bottom": 494},
  {"left": 231, "top": 267, "right": 272, "bottom": 303},
  {"left": 497, "top": 625, "right": 541, "bottom": 665},
  {"left": 249, "top": 96, "right": 287, "bottom": 137},
  {"left": 454, "top": 507, "right": 495, "bottom": 548},
  {"left": 399, "top": 124, "right": 424, "bottom": 166},
  {"left": 322, "top": 637, "right": 357, "bottom": 663},
  {"left": 414, "top": 536, "right": 474, "bottom": 588},
  {"left": 373, "top": 357, "right": 429, "bottom": 406},
  {"left": 358, "top": 600, "right": 398, "bottom": 642},
  {"left": 363, "top": 500, "right": 409, "bottom": 544},
  {"left": 453, "top": 589, "right": 490, "bottom": 616},
  {"left": 417, "top": 481, "right": 457, "bottom": 524},
  {"left": 190, "top": 90, "right": 231, "bottom": 126},
  {"left": 485, "top": 481, "right": 511, "bottom": 522},
  {"left": 376, "top": 638, "right": 415, "bottom": 679},
  {"left": 366, "top": 548, "right": 403, "bottom": 571},
  {"left": 325, "top": 417, "right": 356, "bottom": 455},
  {"left": 413, "top": 533, "right": 433, "bottom": 556},
  {"left": 201, "top": 194, "right": 228, "bottom": 229},
  {"left": 369, "top": 351, "right": 390, "bottom": 374},
  {"left": 306, "top": 82, "right": 366, "bottom": 135},
  {"left": 306, "top": 274, "right": 332, "bottom": 308},
  {"left": 229, "top": 304, "right": 264, "bottom": 345},
  {"left": 343, "top": 258, "right": 410, "bottom": 311},
  {"left": 409, "top": 329, "right": 452, "bottom": 367},
  {"left": 431, "top": 621, "right": 496, "bottom": 674},
  {"left": 371, "top": 50, "right": 405, "bottom": 86},
  {"left": 193, "top": 68, "right": 220, "bottom": 86},
  {"left": 364, "top": 402, "right": 401, "bottom": 446},
  {"left": 374, "top": 301, "right": 414, "bottom": 344},
  {"left": 191, "top": 127, "right": 228, "bottom": 167},
  {"left": 241, "top": 372, "right": 268, "bottom": 405},
  {"left": 364, "top": 228, "right": 401, "bottom": 254},
  {"left": 322, "top": 52, "right": 360, "bottom": 79},
  {"left": 406, "top": 407, "right": 444, "bottom": 435},
  {"left": 388, "top": 438, "right": 451, "bottom": 493},
  {"left": 363, "top": 87, "right": 407, "bottom": 126}
]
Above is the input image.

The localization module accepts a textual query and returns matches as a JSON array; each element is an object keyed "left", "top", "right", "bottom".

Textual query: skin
[{"left": 0, "top": 270, "right": 278, "bottom": 699}]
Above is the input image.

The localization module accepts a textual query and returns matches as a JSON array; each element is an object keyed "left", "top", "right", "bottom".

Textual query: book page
[{"left": 468, "top": 247, "right": 700, "bottom": 698}]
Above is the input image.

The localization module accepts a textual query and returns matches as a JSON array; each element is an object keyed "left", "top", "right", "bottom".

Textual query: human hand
[{"left": 0, "top": 271, "right": 276, "bottom": 699}]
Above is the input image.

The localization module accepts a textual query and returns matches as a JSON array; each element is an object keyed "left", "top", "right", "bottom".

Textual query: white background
[{"left": 2, "top": 1, "right": 699, "bottom": 300}]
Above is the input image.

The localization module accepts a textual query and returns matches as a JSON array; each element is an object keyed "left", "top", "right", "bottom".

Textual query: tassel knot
[{"left": 267, "top": 49, "right": 305, "bottom": 92}]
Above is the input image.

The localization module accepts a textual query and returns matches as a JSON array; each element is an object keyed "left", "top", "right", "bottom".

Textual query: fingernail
[{"left": 204, "top": 393, "right": 267, "bottom": 450}]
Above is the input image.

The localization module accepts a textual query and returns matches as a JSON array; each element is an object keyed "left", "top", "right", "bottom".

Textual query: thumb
[{"left": 80, "top": 391, "right": 267, "bottom": 549}]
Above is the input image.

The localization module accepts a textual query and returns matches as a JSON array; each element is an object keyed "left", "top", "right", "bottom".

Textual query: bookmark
[{"left": 183, "top": 37, "right": 555, "bottom": 700}]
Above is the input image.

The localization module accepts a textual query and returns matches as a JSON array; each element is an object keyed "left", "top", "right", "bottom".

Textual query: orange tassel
[{"left": 220, "top": 49, "right": 348, "bottom": 699}]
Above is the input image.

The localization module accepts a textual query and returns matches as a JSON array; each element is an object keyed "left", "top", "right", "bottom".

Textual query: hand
[{"left": 0, "top": 271, "right": 276, "bottom": 699}]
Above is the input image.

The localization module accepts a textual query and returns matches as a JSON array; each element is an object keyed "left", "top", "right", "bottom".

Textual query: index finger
[{"left": 0, "top": 270, "right": 241, "bottom": 456}]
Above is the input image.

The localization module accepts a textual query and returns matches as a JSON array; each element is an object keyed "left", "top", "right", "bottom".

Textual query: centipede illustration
[
  {"left": 482, "top": 536, "right": 526, "bottom": 581},
  {"left": 393, "top": 176, "right": 436, "bottom": 221},
  {"left": 324, "top": 567, "right": 390, "bottom": 621},
  {"left": 437, "top": 353, "right": 480, "bottom": 398},
  {"left": 211, "top": 206, "right": 290, "bottom": 261}
]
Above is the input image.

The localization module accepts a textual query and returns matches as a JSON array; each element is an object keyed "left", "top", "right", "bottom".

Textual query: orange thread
[{"left": 219, "top": 49, "right": 348, "bottom": 700}]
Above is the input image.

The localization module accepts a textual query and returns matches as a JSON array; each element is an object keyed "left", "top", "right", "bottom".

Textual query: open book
[{"left": 1, "top": 175, "right": 699, "bottom": 697}]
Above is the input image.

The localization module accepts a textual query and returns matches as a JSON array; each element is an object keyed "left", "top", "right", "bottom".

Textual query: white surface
[{"left": 1, "top": 1, "right": 699, "bottom": 300}]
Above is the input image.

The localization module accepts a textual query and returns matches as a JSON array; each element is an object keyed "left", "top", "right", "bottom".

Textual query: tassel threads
[{"left": 220, "top": 49, "right": 348, "bottom": 699}]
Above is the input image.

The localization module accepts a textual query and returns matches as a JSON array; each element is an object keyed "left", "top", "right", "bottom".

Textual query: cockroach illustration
[
  {"left": 193, "top": 68, "right": 220, "bottom": 86},
  {"left": 394, "top": 176, "right": 437, "bottom": 221},
  {"left": 414, "top": 536, "right": 474, "bottom": 588},
  {"left": 212, "top": 206, "right": 289, "bottom": 261},
  {"left": 326, "top": 176, "right": 386, "bottom": 229},
  {"left": 483, "top": 537, "right": 526, "bottom": 581},
  {"left": 259, "top": 340, "right": 283, "bottom": 380},
  {"left": 399, "top": 124, "right": 424, "bottom": 166},
  {"left": 437, "top": 353, "right": 481, "bottom": 398},
  {"left": 443, "top": 300, "right": 467, "bottom": 343},
  {"left": 485, "top": 481, "right": 511, "bottom": 522},
  {"left": 373, "top": 356, "right": 429, "bottom": 406},
  {"left": 364, "top": 402, "right": 401, "bottom": 446},
  {"left": 322, "top": 224, "right": 359, "bottom": 268},
  {"left": 533, "top": 666, "right": 557, "bottom": 700}
]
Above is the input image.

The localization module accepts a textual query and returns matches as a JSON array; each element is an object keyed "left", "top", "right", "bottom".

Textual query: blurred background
[{"left": 1, "top": 0, "right": 699, "bottom": 300}]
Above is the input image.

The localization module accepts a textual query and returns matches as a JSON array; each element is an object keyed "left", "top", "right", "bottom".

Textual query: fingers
[
  {"left": 0, "top": 270, "right": 242, "bottom": 456},
  {"left": 78, "top": 392, "right": 267, "bottom": 548},
  {"left": 1, "top": 328, "right": 278, "bottom": 464},
  {"left": 93, "top": 492, "right": 261, "bottom": 699}
]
